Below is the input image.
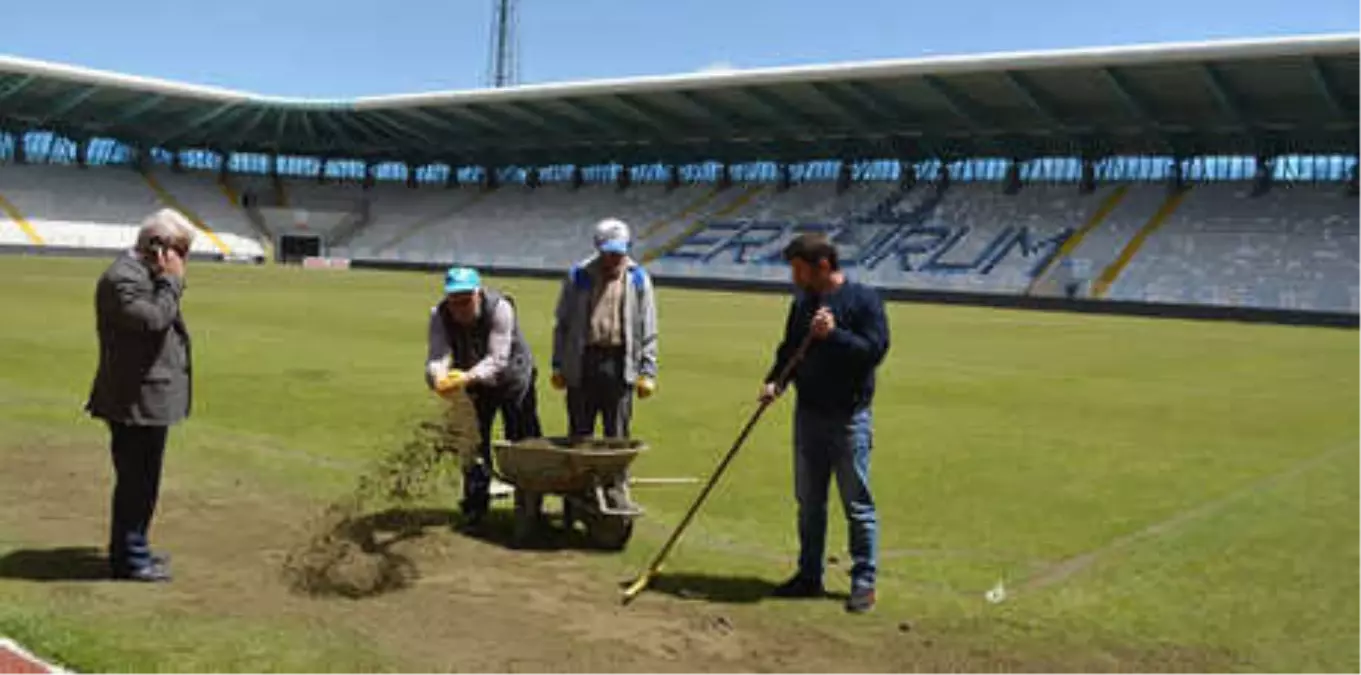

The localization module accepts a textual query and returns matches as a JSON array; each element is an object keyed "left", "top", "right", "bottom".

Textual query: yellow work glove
[
  {"left": 550, "top": 371, "right": 567, "bottom": 391},
  {"left": 636, "top": 377, "right": 656, "bottom": 400},
  {"left": 435, "top": 369, "right": 469, "bottom": 396}
]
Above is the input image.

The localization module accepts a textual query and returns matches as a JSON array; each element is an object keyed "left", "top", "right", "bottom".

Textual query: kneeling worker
[{"left": 425, "top": 267, "right": 543, "bottom": 526}]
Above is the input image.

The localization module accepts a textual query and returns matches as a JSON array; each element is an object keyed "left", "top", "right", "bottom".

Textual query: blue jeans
[{"left": 793, "top": 405, "right": 877, "bottom": 590}]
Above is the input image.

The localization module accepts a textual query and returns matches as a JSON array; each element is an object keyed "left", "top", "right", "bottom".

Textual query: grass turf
[{"left": 0, "top": 256, "right": 1355, "bottom": 671}]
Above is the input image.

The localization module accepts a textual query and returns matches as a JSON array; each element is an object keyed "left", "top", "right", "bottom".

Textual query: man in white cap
[{"left": 551, "top": 218, "right": 659, "bottom": 454}]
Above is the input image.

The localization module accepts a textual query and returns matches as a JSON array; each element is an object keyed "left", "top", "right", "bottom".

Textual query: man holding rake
[{"left": 761, "top": 233, "right": 889, "bottom": 614}]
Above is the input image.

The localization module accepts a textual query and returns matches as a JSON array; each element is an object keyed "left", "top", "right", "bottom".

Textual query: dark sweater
[{"left": 764, "top": 280, "right": 890, "bottom": 415}]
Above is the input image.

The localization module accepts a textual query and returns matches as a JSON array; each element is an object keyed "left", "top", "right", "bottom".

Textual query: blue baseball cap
[
  {"left": 594, "top": 218, "right": 631, "bottom": 255},
  {"left": 443, "top": 266, "right": 481, "bottom": 294}
]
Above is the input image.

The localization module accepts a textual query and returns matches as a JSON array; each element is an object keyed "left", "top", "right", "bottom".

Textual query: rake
[{"left": 620, "top": 331, "right": 814, "bottom": 605}]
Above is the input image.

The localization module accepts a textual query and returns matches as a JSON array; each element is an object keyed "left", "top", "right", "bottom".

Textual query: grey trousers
[{"left": 567, "top": 346, "right": 633, "bottom": 439}]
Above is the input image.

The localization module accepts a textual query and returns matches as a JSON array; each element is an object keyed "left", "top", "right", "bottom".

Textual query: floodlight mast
[{"left": 487, "top": 0, "right": 521, "bottom": 88}]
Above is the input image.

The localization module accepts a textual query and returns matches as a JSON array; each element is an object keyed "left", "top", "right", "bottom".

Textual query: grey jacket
[
  {"left": 86, "top": 251, "right": 193, "bottom": 426},
  {"left": 552, "top": 254, "right": 658, "bottom": 388}
]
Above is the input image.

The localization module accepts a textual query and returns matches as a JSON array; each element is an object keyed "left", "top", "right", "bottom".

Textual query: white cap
[{"left": 594, "top": 218, "right": 631, "bottom": 254}]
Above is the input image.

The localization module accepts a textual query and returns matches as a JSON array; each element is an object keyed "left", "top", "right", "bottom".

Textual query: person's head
[
  {"left": 441, "top": 266, "right": 483, "bottom": 325},
  {"left": 782, "top": 233, "right": 841, "bottom": 293},
  {"left": 134, "top": 208, "right": 196, "bottom": 267},
  {"left": 593, "top": 218, "right": 631, "bottom": 277}
]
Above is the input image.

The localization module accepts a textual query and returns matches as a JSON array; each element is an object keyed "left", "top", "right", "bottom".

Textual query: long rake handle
[{"left": 622, "top": 332, "right": 814, "bottom": 604}]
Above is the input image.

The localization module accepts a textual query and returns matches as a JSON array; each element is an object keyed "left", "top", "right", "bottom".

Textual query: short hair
[
  {"left": 782, "top": 233, "right": 840, "bottom": 271},
  {"left": 135, "top": 208, "right": 197, "bottom": 254}
]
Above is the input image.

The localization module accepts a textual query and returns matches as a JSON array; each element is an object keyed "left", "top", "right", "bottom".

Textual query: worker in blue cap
[{"left": 425, "top": 266, "right": 543, "bottom": 528}]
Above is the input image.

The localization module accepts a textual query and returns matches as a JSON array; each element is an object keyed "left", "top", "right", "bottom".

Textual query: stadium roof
[{"left": 0, "top": 33, "right": 1357, "bottom": 166}]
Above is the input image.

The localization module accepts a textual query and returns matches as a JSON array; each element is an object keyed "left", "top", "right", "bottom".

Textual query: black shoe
[
  {"left": 771, "top": 574, "right": 825, "bottom": 598},
  {"left": 845, "top": 586, "right": 876, "bottom": 613},
  {"left": 112, "top": 562, "right": 171, "bottom": 583},
  {"left": 457, "top": 502, "right": 488, "bottom": 532}
]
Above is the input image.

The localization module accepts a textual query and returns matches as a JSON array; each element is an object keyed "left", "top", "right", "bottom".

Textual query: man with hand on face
[
  {"left": 425, "top": 267, "right": 543, "bottom": 527},
  {"left": 760, "top": 233, "right": 890, "bottom": 614},
  {"left": 86, "top": 208, "right": 197, "bottom": 583}
]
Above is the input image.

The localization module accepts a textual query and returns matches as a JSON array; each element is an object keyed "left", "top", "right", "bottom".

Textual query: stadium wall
[
  {"left": 349, "top": 258, "right": 1360, "bottom": 329},
  {"left": 1, "top": 244, "right": 1352, "bottom": 328},
  {"left": 0, "top": 244, "right": 242, "bottom": 263}
]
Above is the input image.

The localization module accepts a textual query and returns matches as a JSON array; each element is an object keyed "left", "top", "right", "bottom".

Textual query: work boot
[
  {"left": 845, "top": 586, "right": 876, "bottom": 614},
  {"left": 457, "top": 496, "right": 489, "bottom": 531},
  {"left": 111, "top": 562, "right": 172, "bottom": 583},
  {"left": 770, "top": 574, "right": 825, "bottom": 598}
]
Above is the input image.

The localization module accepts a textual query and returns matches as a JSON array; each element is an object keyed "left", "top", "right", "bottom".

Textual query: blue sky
[{"left": 3, "top": 0, "right": 1357, "bottom": 97}]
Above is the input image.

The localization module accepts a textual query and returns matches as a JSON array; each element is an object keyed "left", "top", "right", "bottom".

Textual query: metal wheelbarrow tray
[{"left": 492, "top": 437, "right": 647, "bottom": 550}]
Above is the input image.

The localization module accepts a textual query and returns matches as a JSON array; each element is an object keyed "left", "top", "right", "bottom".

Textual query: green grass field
[{"left": 0, "top": 256, "right": 1356, "bottom": 672}]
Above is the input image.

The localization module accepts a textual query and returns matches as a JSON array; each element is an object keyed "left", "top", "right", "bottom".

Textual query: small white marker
[{"left": 985, "top": 580, "right": 1007, "bottom": 604}]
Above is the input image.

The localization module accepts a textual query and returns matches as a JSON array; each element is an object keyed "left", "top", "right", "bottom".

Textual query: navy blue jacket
[{"left": 764, "top": 280, "right": 890, "bottom": 416}]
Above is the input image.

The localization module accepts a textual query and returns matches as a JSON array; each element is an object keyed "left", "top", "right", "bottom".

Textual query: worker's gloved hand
[
  {"left": 435, "top": 369, "right": 469, "bottom": 396},
  {"left": 758, "top": 382, "right": 780, "bottom": 404},
  {"left": 550, "top": 371, "right": 567, "bottom": 391},
  {"left": 636, "top": 377, "right": 656, "bottom": 400}
]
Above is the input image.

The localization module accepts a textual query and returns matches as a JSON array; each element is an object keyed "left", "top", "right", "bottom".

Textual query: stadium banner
[{"left": 302, "top": 256, "right": 352, "bottom": 270}]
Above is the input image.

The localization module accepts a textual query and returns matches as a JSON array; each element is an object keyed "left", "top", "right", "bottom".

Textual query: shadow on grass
[
  {"left": 455, "top": 505, "right": 614, "bottom": 553},
  {"left": 642, "top": 572, "right": 850, "bottom": 604},
  {"left": 0, "top": 546, "right": 110, "bottom": 581}
]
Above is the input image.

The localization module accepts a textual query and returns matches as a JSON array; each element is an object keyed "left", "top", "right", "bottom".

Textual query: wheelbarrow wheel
[{"left": 586, "top": 514, "right": 633, "bottom": 551}]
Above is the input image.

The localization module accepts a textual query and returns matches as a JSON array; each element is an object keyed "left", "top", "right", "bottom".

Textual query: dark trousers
[
  {"left": 107, "top": 421, "right": 168, "bottom": 573},
  {"left": 463, "top": 377, "right": 543, "bottom": 514},
  {"left": 566, "top": 347, "right": 633, "bottom": 439},
  {"left": 566, "top": 347, "right": 635, "bottom": 504}
]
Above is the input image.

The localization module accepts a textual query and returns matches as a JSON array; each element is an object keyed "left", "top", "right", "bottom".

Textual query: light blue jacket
[{"left": 551, "top": 254, "right": 658, "bottom": 388}]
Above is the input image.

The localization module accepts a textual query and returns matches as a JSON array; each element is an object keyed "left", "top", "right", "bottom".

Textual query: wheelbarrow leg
[
  {"left": 512, "top": 489, "right": 544, "bottom": 547},
  {"left": 562, "top": 496, "right": 578, "bottom": 533}
]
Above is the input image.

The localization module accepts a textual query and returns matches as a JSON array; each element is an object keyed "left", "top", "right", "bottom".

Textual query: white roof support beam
[
  {"left": 150, "top": 102, "right": 244, "bottom": 146},
  {"left": 919, "top": 75, "right": 986, "bottom": 129},
  {"left": 1199, "top": 64, "right": 1248, "bottom": 126},
  {"left": 1307, "top": 56, "right": 1348, "bottom": 121}
]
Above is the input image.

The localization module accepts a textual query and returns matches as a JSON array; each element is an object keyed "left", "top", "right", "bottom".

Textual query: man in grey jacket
[
  {"left": 550, "top": 218, "right": 659, "bottom": 442},
  {"left": 86, "top": 208, "right": 197, "bottom": 583}
]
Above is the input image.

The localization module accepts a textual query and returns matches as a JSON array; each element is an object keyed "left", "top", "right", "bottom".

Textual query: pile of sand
[{"left": 282, "top": 391, "right": 480, "bottom": 598}]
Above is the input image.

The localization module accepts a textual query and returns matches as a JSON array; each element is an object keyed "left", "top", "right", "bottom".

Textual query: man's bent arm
[
  {"left": 550, "top": 276, "right": 572, "bottom": 374},
  {"left": 825, "top": 292, "right": 889, "bottom": 367},
  {"left": 425, "top": 307, "right": 452, "bottom": 389},
  {"left": 465, "top": 301, "right": 515, "bottom": 384},
  {"left": 111, "top": 274, "right": 182, "bottom": 333},
  {"left": 636, "top": 270, "right": 659, "bottom": 379},
  {"left": 764, "top": 300, "right": 800, "bottom": 385}
]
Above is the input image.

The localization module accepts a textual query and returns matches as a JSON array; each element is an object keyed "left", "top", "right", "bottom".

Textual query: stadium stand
[
  {"left": 0, "top": 164, "right": 266, "bottom": 258},
  {"left": 1105, "top": 184, "right": 1359, "bottom": 312},
  {"left": 0, "top": 34, "right": 1356, "bottom": 320}
]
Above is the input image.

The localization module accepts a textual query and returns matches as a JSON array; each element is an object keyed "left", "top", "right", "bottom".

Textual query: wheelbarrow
[{"left": 492, "top": 436, "right": 646, "bottom": 550}]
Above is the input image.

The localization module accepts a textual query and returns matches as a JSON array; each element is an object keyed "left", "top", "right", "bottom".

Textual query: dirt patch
[
  {"left": 282, "top": 395, "right": 475, "bottom": 598},
  {"left": 0, "top": 433, "right": 1241, "bottom": 673}
]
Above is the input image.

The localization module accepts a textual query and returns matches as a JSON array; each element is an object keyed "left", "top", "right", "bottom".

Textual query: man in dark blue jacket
[{"left": 760, "top": 233, "right": 889, "bottom": 613}]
